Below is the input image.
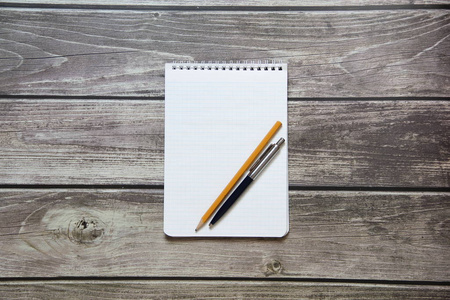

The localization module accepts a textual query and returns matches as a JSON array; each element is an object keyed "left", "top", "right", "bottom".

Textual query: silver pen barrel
[{"left": 248, "top": 137, "right": 285, "bottom": 180}]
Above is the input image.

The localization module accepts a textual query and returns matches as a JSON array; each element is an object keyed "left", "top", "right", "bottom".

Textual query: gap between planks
[
  {"left": 1, "top": 95, "right": 450, "bottom": 101},
  {"left": 0, "top": 276, "right": 449, "bottom": 286},
  {"left": 0, "top": 185, "right": 449, "bottom": 193},
  {"left": 0, "top": 4, "right": 449, "bottom": 12}
]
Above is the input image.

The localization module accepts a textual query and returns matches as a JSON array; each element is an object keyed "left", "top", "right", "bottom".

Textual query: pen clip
[{"left": 248, "top": 143, "right": 275, "bottom": 174}]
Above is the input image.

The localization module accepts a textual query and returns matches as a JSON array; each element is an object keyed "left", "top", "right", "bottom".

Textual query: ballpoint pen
[
  {"left": 209, "top": 137, "right": 285, "bottom": 227},
  {"left": 195, "top": 121, "right": 282, "bottom": 231}
]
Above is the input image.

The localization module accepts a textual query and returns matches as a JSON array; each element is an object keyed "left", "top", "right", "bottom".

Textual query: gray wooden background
[{"left": 0, "top": 1, "right": 449, "bottom": 298}]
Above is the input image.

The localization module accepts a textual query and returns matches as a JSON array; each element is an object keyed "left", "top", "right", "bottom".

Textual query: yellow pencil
[{"left": 195, "top": 121, "right": 282, "bottom": 231}]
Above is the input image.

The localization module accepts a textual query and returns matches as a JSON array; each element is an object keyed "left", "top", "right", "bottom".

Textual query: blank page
[{"left": 164, "top": 62, "right": 288, "bottom": 237}]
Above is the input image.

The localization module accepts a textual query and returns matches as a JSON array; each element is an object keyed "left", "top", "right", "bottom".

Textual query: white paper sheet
[{"left": 164, "top": 62, "right": 288, "bottom": 237}]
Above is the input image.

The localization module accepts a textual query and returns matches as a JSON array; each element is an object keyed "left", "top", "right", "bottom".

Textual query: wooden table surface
[{"left": 0, "top": 1, "right": 449, "bottom": 298}]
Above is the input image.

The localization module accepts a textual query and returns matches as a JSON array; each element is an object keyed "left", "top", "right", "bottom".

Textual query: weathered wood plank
[
  {"left": 0, "top": 280, "right": 449, "bottom": 299},
  {"left": 0, "top": 189, "right": 448, "bottom": 280},
  {"left": 0, "top": 99, "right": 165, "bottom": 185},
  {"left": 288, "top": 100, "right": 450, "bottom": 187},
  {"left": 1, "top": 99, "right": 448, "bottom": 187},
  {"left": 0, "top": 9, "right": 448, "bottom": 97},
  {"left": 1, "top": 1, "right": 448, "bottom": 6}
]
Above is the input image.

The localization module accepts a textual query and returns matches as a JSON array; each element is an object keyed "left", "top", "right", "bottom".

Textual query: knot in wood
[
  {"left": 264, "top": 259, "right": 283, "bottom": 276},
  {"left": 68, "top": 217, "right": 104, "bottom": 245}
]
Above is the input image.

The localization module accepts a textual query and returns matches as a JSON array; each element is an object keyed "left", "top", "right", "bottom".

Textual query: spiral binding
[{"left": 171, "top": 60, "right": 284, "bottom": 71}]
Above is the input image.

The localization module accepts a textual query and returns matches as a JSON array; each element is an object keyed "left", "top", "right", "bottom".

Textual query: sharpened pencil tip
[{"left": 195, "top": 220, "right": 204, "bottom": 232}]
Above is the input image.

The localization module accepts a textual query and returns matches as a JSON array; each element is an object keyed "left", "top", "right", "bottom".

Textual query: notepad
[{"left": 164, "top": 62, "right": 288, "bottom": 237}]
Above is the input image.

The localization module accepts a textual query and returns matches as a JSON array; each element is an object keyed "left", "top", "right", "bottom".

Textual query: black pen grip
[{"left": 210, "top": 176, "right": 254, "bottom": 226}]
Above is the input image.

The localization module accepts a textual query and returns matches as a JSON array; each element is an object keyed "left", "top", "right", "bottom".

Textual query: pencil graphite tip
[{"left": 195, "top": 220, "right": 205, "bottom": 232}]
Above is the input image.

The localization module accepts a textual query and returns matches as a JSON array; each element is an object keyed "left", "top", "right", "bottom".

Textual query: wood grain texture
[
  {"left": 0, "top": 280, "right": 449, "bottom": 299},
  {"left": 0, "top": 9, "right": 449, "bottom": 97},
  {"left": 0, "top": 189, "right": 448, "bottom": 280},
  {"left": 1, "top": 1, "right": 449, "bottom": 6},
  {"left": 1, "top": 99, "right": 448, "bottom": 187},
  {"left": 0, "top": 99, "right": 165, "bottom": 185}
]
